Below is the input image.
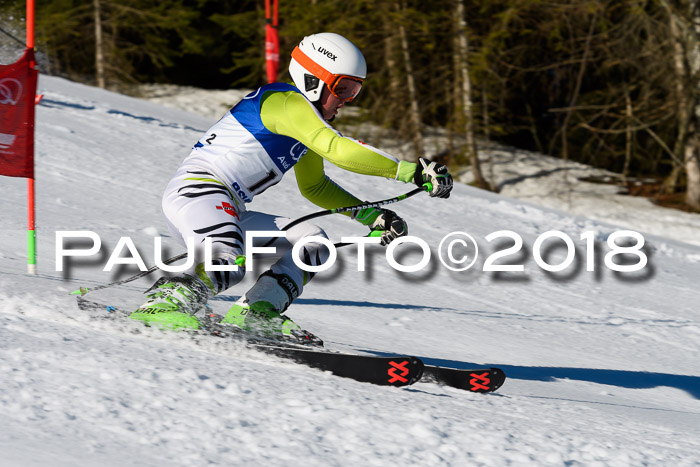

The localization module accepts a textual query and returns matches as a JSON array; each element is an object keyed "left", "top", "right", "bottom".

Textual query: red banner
[
  {"left": 0, "top": 48, "right": 38, "bottom": 179},
  {"left": 265, "top": 0, "right": 279, "bottom": 84},
  {"left": 265, "top": 25, "right": 280, "bottom": 84}
]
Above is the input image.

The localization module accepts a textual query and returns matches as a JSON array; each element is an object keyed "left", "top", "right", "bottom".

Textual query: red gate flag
[
  {"left": 0, "top": 48, "right": 38, "bottom": 179},
  {"left": 265, "top": 0, "right": 279, "bottom": 83}
]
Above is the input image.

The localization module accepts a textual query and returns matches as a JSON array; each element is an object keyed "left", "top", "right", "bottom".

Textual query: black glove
[
  {"left": 368, "top": 209, "right": 408, "bottom": 246},
  {"left": 414, "top": 157, "right": 453, "bottom": 198}
]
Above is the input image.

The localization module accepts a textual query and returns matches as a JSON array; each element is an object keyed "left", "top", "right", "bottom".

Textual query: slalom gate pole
[
  {"left": 71, "top": 184, "right": 430, "bottom": 296},
  {"left": 27, "top": 0, "right": 37, "bottom": 274}
]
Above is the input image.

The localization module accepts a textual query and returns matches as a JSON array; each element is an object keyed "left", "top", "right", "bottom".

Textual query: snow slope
[{"left": 0, "top": 75, "right": 699, "bottom": 466}]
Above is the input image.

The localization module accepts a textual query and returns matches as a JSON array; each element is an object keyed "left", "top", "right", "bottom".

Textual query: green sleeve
[
  {"left": 293, "top": 152, "right": 385, "bottom": 225},
  {"left": 293, "top": 149, "right": 363, "bottom": 210},
  {"left": 260, "top": 90, "right": 417, "bottom": 183}
]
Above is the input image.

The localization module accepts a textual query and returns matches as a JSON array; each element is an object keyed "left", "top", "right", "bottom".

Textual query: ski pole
[
  {"left": 276, "top": 183, "right": 431, "bottom": 249},
  {"left": 71, "top": 184, "right": 431, "bottom": 296},
  {"left": 277, "top": 184, "right": 430, "bottom": 234},
  {"left": 70, "top": 258, "right": 183, "bottom": 296}
]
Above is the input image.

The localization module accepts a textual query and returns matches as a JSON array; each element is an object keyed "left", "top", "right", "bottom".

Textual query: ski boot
[
  {"left": 221, "top": 272, "right": 323, "bottom": 347},
  {"left": 130, "top": 275, "right": 209, "bottom": 330}
]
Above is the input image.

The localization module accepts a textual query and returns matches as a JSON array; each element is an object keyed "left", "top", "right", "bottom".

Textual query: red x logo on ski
[
  {"left": 469, "top": 372, "right": 491, "bottom": 391},
  {"left": 216, "top": 202, "right": 239, "bottom": 219},
  {"left": 387, "top": 360, "right": 410, "bottom": 384}
]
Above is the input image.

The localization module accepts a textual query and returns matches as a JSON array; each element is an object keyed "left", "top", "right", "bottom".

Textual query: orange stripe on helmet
[{"left": 291, "top": 46, "right": 347, "bottom": 86}]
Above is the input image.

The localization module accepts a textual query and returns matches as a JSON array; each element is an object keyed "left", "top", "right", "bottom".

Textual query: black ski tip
[
  {"left": 463, "top": 367, "right": 506, "bottom": 393},
  {"left": 486, "top": 367, "right": 506, "bottom": 392},
  {"left": 386, "top": 356, "right": 424, "bottom": 387},
  {"left": 421, "top": 365, "right": 507, "bottom": 393}
]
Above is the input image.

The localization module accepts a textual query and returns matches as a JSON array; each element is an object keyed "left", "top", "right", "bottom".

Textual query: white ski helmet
[{"left": 289, "top": 32, "right": 367, "bottom": 103}]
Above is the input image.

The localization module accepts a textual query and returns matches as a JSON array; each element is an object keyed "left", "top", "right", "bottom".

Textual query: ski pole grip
[
  {"left": 422, "top": 182, "right": 433, "bottom": 192},
  {"left": 368, "top": 230, "right": 384, "bottom": 238}
]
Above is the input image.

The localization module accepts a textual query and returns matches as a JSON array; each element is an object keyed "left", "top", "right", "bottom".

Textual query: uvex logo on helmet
[{"left": 315, "top": 45, "right": 337, "bottom": 61}]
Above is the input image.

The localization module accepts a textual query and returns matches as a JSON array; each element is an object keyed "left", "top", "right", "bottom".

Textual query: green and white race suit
[{"left": 162, "top": 82, "right": 417, "bottom": 296}]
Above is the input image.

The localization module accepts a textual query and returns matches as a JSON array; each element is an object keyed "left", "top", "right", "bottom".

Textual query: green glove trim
[{"left": 352, "top": 206, "right": 382, "bottom": 226}]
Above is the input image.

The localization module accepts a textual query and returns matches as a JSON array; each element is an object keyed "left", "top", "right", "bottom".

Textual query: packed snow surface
[{"left": 0, "top": 76, "right": 699, "bottom": 466}]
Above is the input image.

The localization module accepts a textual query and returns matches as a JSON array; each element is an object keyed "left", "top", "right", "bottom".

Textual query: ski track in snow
[{"left": 0, "top": 76, "right": 699, "bottom": 466}]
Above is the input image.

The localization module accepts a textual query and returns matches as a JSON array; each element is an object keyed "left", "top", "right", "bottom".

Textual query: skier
[{"left": 130, "top": 32, "right": 453, "bottom": 344}]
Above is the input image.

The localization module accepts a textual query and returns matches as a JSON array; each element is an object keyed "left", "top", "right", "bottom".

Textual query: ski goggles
[
  {"left": 292, "top": 46, "right": 364, "bottom": 102},
  {"left": 327, "top": 75, "right": 363, "bottom": 102}
]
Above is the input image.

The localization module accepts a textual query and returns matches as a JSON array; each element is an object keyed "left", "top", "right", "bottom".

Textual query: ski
[
  {"left": 251, "top": 344, "right": 425, "bottom": 387},
  {"left": 422, "top": 365, "right": 506, "bottom": 393},
  {"left": 76, "top": 296, "right": 424, "bottom": 386},
  {"left": 255, "top": 347, "right": 505, "bottom": 392},
  {"left": 75, "top": 296, "right": 505, "bottom": 392}
]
